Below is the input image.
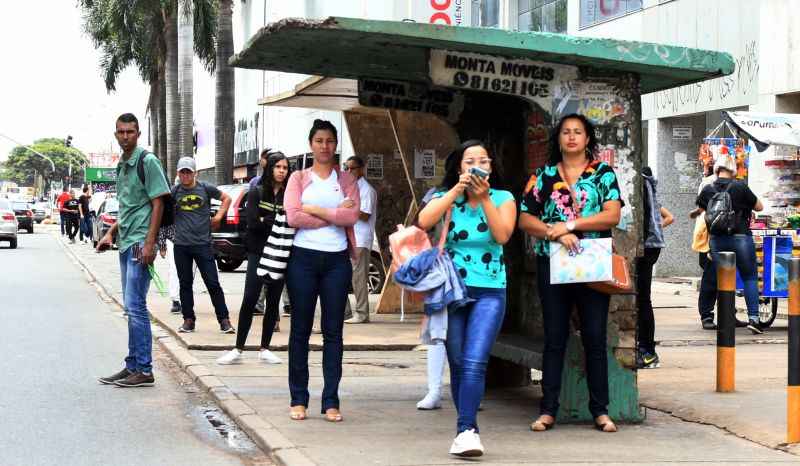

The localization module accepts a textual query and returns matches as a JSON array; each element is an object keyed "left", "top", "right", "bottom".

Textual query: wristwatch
[{"left": 566, "top": 220, "right": 576, "bottom": 232}]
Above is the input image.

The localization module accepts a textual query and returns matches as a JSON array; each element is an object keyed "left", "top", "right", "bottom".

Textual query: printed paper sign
[{"left": 414, "top": 149, "right": 436, "bottom": 179}]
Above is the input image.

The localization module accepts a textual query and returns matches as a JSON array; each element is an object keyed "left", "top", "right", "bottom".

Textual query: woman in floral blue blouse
[{"left": 518, "top": 114, "right": 623, "bottom": 433}]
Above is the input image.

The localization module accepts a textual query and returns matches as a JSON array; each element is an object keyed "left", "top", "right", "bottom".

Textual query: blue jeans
[
  {"left": 446, "top": 286, "right": 506, "bottom": 434},
  {"left": 119, "top": 244, "right": 153, "bottom": 374},
  {"left": 537, "top": 257, "right": 610, "bottom": 418},
  {"left": 286, "top": 246, "right": 352, "bottom": 412},
  {"left": 710, "top": 234, "right": 759, "bottom": 320},
  {"left": 80, "top": 215, "right": 93, "bottom": 241},
  {"left": 173, "top": 244, "right": 230, "bottom": 323}
]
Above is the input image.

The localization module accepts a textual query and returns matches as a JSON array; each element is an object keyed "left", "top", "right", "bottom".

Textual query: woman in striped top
[{"left": 217, "top": 152, "right": 291, "bottom": 365}]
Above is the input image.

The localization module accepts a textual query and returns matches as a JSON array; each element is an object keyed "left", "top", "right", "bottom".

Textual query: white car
[{"left": 0, "top": 199, "right": 18, "bottom": 248}]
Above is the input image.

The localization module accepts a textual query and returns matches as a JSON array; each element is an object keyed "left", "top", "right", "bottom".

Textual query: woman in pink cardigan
[{"left": 284, "top": 119, "right": 360, "bottom": 422}]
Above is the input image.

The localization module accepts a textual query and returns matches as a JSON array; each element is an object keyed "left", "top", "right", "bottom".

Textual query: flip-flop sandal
[
  {"left": 594, "top": 419, "right": 617, "bottom": 433},
  {"left": 289, "top": 406, "right": 307, "bottom": 421},
  {"left": 324, "top": 409, "right": 343, "bottom": 423},
  {"left": 530, "top": 417, "right": 555, "bottom": 432}
]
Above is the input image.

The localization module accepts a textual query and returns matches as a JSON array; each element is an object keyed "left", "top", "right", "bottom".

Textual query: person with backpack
[
  {"left": 96, "top": 113, "right": 170, "bottom": 387},
  {"left": 696, "top": 155, "right": 764, "bottom": 334},
  {"left": 216, "top": 152, "right": 292, "bottom": 365},
  {"left": 171, "top": 157, "right": 235, "bottom": 334}
]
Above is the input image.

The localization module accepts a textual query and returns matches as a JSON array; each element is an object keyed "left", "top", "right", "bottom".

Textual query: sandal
[
  {"left": 289, "top": 406, "right": 307, "bottom": 421},
  {"left": 324, "top": 408, "right": 343, "bottom": 423},
  {"left": 594, "top": 415, "right": 617, "bottom": 433},
  {"left": 530, "top": 415, "right": 555, "bottom": 432}
]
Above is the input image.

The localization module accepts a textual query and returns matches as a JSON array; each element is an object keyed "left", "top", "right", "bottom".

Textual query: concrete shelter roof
[{"left": 230, "top": 17, "right": 735, "bottom": 94}]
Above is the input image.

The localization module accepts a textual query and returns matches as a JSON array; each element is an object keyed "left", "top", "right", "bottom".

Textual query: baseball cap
[{"left": 177, "top": 157, "right": 196, "bottom": 172}]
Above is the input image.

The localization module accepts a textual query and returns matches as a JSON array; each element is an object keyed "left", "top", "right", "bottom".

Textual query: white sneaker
[
  {"left": 216, "top": 349, "right": 243, "bottom": 365},
  {"left": 259, "top": 349, "right": 282, "bottom": 364},
  {"left": 449, "top": 429, "right": 484, "bottom": 457},
  {"left": 416, "top": 391, "right": 442, "bottom": 410}
]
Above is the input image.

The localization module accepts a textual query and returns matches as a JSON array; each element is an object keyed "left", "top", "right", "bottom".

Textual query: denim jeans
[
  {"left": 537, "top": 257, "right": 610, "bottom": 419},
  {"left": 59, "top": 212, "right": 66, "bottom": 235},
  {"left": 119, "top": 244, "right": 153, "bottom": 374},
  {"left": 636, "top": 248, "right": 661, "bottom": 353},
  {"left": 698, "top": 252, "right": 717, "bottom": 321},
  {"left": 79, "top": 215, "right": 93, "bottom": 241},
  {"left": 710, "top": 234, "right": 758, "bottom": 320},
  {"left": 173, "top": 243, "right": 230, "bottom": 323},
  {"left": 286, "top": 246, "right": 352, "bottom": 412},
  {"left": 446, "top": 286, "right": 506, "bottom": 434}
]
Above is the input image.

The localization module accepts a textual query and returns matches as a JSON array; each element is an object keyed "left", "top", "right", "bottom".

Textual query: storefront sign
[
  {"left": 724, "top": 111, "right": 800, "bottom": 152},
  {"left": 672, "top": 126, "right": 693, "bottom": 140},
  {"left": 85, "top": 167, "right": 117, "bottom": 183},
  {"left": 414, "top": 149, "right": 436, "bottom": 179},
  {"left": 411, "top": 0, "right": 471, "bottom": 26},
  {"left": 430, "top": 50, "right": 578, "bottom": 110},
  {"left": 366, "top": 153, "right": 384, "bottom": 180},
  {"left": 358, "top": 78, "right": 464, "bottom": 122}
]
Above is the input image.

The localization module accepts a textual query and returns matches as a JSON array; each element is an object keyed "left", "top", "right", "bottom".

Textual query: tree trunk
[
  {"left": 165, "top": 5, "right": 179, "bottom": 180},
  {"left": 148, "top": 81, "right": 160, "bottom": 164},
  {"left": 178, "top": 0, "right": 194, "bottom": 160},
  {"left": 215, "top": 0, "right": 234, "bottom": 186},
  {"left": 159, "top": 66, "right": 168, "bottom": 171}
]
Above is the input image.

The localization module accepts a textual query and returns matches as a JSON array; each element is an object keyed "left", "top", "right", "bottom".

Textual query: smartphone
[{"left": 469, "top": 167, "right": 490, "bottom": 179}]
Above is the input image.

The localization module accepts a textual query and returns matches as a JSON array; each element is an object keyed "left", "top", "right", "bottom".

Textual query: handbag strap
[{"left": 436, "top": 208, "right": 453, "bottom": 253}]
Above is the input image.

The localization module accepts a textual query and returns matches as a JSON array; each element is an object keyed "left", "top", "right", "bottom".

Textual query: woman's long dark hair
[
  {"left": 259, "top": 151, "right": 290, "bottom": 201},
  {"left": 548, "top": 113, "right": 599, "bottom": 165},
  {"left": 440, "top": 139, "right": 504, "bottom": 191}
]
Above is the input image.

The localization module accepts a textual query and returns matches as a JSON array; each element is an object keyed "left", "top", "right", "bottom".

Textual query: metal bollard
[
  {"left": 716, "top": 252, "right": 736, "bottom": 393},
  {"left": 788, "top": 258, "right": 800, "bottom": 443}
]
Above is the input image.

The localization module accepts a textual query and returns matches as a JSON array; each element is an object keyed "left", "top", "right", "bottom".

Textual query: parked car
[
  {"left": 210, "top": 184, "right": 250, "bottom": 272},
  {"left": 209, "top": 183, "right": 386, "bottom": 293},
  {"left": 11, "top": 201, "right": 33, "bottom": 233},
  {"left": 92, "top": 198, "right": 118, "bottom": 248},
  {"left": 32, "top": 202, "right": 49, "bottom": 223},
  {"left": 0, "top": 199, "right": 18, "bottom": 248}
]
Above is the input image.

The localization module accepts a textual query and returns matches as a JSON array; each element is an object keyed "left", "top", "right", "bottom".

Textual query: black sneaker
[
  {"left": 170, "top": 301, "right": 182, "bottom": 314},
  {"left": 220, "top": 319, "right": 235, "bottom": 334},
  {"left": 253, "top": 306, "right": 265, "bottom": 316},
  {"left": 178, "top": 319, "right": 195, "bottom": 333},
  {"left": 638, "top": 350, "right": 660, "bottom": 369},
  {"left": 98, "top": 368, "right": 132, "bottom": 385},
  {"left": 282, "top": 306, "right": 292, "bottom": 316},
  {"left": 736, "top": 319, "right": 748, "bottom": 328},
  {"left": 747, "top": 319, "right": 764, "bottom": 335},
  {"left": 114, "top": 372, "right": 155, "bottom": 387},
  {"left": 701, "top": 318, "right": 717, "bottom": 330}
]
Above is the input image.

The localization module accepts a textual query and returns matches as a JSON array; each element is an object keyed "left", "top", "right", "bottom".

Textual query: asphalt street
[{"left": 0, "top": 229, "right": 270, "bottom": 466}]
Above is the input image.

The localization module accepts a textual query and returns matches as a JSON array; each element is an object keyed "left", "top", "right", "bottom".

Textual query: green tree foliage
[{"left": 0, "top": 139, "right": 89, "bottom": 188}]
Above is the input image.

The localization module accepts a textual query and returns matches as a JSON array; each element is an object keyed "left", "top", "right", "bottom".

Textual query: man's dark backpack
[
  {"left": 705, "top": 183, "right": 736, "bottom": 235},
  {"left": 135, "top": 152, "right": 174, "bottom": 227}
]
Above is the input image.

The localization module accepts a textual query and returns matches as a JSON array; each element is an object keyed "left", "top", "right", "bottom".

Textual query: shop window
[
  {"left": 580, "top": 0, "right": 643, "bottom": 29},
  {"left": 518, "top": 0, "right": 567, "bottom": 33},
  {"left": 474, "top": 0, "right": 500, "bottom": 27}
]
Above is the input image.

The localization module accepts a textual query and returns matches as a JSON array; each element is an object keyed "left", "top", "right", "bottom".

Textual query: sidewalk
[{"left": 53, "top": 225, "right": 800, "bottom": 465}]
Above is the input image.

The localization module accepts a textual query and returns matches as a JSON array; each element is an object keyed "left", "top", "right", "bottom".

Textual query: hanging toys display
[{"left": 699, "top": 121, "right": 750, "bottom": 180}]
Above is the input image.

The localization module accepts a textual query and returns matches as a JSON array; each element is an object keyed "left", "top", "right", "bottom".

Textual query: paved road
[{"left": 0, "top": 230, "right": 270, "bottom": 466}]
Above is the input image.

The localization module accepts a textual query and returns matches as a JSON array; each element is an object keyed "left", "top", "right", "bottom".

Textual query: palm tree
[
  {"left": 178, "top": 0, "right": 194, "bottom": 160},
  {"left": 79, "top": 0, "right": 215, "bottom": 180},
  {"left": 215, "top": 0, "right": 234, "bottom": 185}
]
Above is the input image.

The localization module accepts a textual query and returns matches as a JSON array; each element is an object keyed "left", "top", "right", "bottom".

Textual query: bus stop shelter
[{"left": 231, "top": 17, "right": 734, "bottom": 422}]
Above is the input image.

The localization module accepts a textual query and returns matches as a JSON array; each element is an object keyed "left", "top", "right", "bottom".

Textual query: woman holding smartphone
[
  {"left": 418, "top": 139, "right": 516, "bottom": 457},
  {"left": 283, "top": 120, "right": 360, "bottom": 423}
]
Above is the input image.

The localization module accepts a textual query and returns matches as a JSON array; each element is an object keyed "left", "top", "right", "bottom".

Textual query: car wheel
[
  {"left": 216, "top": 257, "right": 244, "bottom": 272},
  {"left": 92, "top": 240, "right": 98, "bottom": 248},
  {"left": 27, "top": 226, "right": 33, "bottom": 234},
  {"left": 10, "top": 238, "right": 17, "bottom": 249},
  {"left": 368, "top": 253, "right": 386, "bottom": 294}
]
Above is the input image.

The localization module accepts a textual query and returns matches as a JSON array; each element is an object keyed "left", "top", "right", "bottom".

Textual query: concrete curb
[{"left": 54, "top": 230, "right": 317, "bottom": 466}]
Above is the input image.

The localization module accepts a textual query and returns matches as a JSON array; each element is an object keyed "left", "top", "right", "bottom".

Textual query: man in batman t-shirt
[{"left": 172, "top": 156, "right": 234, "bottom": 334}]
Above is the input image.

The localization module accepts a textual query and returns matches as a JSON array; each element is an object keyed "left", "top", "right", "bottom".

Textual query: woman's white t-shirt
[{"left": 293, "top": 170, "right": 348, "bottom": 252}]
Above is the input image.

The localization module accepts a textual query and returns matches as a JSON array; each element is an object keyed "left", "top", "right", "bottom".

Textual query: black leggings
[{"left": 236, "top": 252, "right": 283, "bottom": 350}]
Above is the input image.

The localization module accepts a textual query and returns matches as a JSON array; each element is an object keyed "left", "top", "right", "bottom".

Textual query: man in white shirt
[{"left": 344, "top": 156, "right": 377, "bottom": 324}]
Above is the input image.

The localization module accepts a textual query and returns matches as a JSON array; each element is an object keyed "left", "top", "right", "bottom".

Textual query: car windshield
[
  {"left": 12, "top": 202, "right": 29, "bottom": 210},
  {"left": 105, "top": 199, "right": 120, "bottom": 213}
]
